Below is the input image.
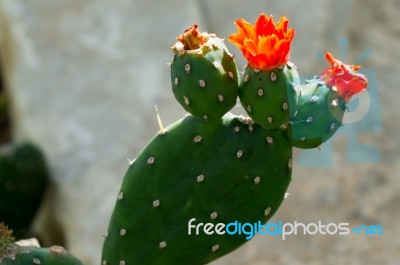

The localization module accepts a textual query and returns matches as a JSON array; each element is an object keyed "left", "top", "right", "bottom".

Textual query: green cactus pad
[
  {"left": 0, "top": 244, "right": 84, "bottom": 265},
  {"left": 171, "top": 36, "right": 239, "bottom": 121},
  {"left": 0, "top": 142, "right": 49, "bottom": 235},
  {"left": 287, "top": 79, "right": 346, "bottom": 149},
  {"left": 239, "top": 62, "right": 300, "bottom": 129},
  {"left": 102, "top": 114, "right": 292, "bottom": 265}
]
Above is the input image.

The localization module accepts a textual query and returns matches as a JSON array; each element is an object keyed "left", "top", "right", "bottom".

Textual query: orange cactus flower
[
  {"left": 228, "top": 13, "right": 295, "bottom": 71},
  {"left": 320, "top": 52, "right": 368, "bottom": 101}
]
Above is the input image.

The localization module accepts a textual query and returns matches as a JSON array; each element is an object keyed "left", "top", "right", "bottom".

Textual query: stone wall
[{"left": 0, "top": 0, "right": 398, "bottom": 264}]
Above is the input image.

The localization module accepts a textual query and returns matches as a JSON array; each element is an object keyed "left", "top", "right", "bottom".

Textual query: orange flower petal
[
  {"left": 235, "top": 19, "right": 256, "bottom": 41},
  {"left": 320, "top": 52, "right": 368, "bottom": 101},
  {"left": 255, "top": 13, "right": 275, "bottom": 37},
  {"left": 229, "top": 13, "right": 295, "bottom": 71},
  {"left": 244, "top": 39, "right": 258, "bottom": 56}
]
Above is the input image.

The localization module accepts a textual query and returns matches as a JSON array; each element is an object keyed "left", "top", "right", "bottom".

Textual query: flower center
[{"left": 177, "top": 24, "right": 209, "bottom": 50}]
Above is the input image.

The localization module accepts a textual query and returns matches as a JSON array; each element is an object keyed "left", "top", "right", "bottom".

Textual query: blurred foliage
[
  {"left": 0, "top": 222, "right": 15, "bottom": 260},
  {"left": 0, "top": 143, "right": 49, "bottom": 239}
]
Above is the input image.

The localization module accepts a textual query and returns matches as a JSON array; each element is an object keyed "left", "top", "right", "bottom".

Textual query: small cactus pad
[
  {"left": 0, "top": 142, "right": 49, "bottom": 235},
  {"left": 171, "top": 26, "right": 239, "bottom": 121},
  {"left": 0, "top": 244, "right": 84, "bottom": 265},
  {"left": 287, "top": 79, "right": 346, "bottom": 149},
  {"left": 239, "top": 62, "right": 300, "bottom": 129},
  {"left": 102, "top": 114, "right": 292, "bottom": 265}
]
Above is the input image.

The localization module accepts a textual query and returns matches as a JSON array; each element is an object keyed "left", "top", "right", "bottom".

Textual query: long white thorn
[{"left": 155, "top": 105, "right": 166, "bottom": 134}]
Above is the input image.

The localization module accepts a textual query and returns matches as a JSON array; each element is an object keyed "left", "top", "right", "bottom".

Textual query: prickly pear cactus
[
  {"left": 0, "top": 244, "right": 84, "bottom": 265},
  {"left": 102, "top": 115, "right": 292, "bottom": 265},
  {"left": 102, "top": 13, "right": 368, "bottom": 265},
  {"left": 171, "top": 25, "right": 239, "bottom": 121},
  {"left": 0, "top": 142, "right": 49, "bottom": 235},
  {"left": 0, "top": 223, "right": 84, "bottom": 265}
]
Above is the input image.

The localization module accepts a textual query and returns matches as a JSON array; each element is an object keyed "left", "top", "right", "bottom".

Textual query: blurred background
[{"left": 0, "top": 0, "right": 399, "bottom": 264}]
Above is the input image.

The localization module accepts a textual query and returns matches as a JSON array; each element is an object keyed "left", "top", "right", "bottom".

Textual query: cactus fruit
[
  {"left": 287, "top": 78, "right": 346, "bottom": 148},
  {"left": 102, "top": 13, "right": 368, "bottom": 265},
  {"left": 239, "top": 63, "right": 300, "bottom": 129},
  {"left": 287, "top": 52, "right": 368, "bottom": 148},
  {"left": 102, "top": 114, "right": 292, "bottom": 265},
  {"left": 0, "top": 142, "right": 49, "bottom": 236},
  {"left": 171, "top": 25, "right": 239, "bottom": 121},
  {"left": 229, "top": 14, "right": 299, "bottom": 129}
]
